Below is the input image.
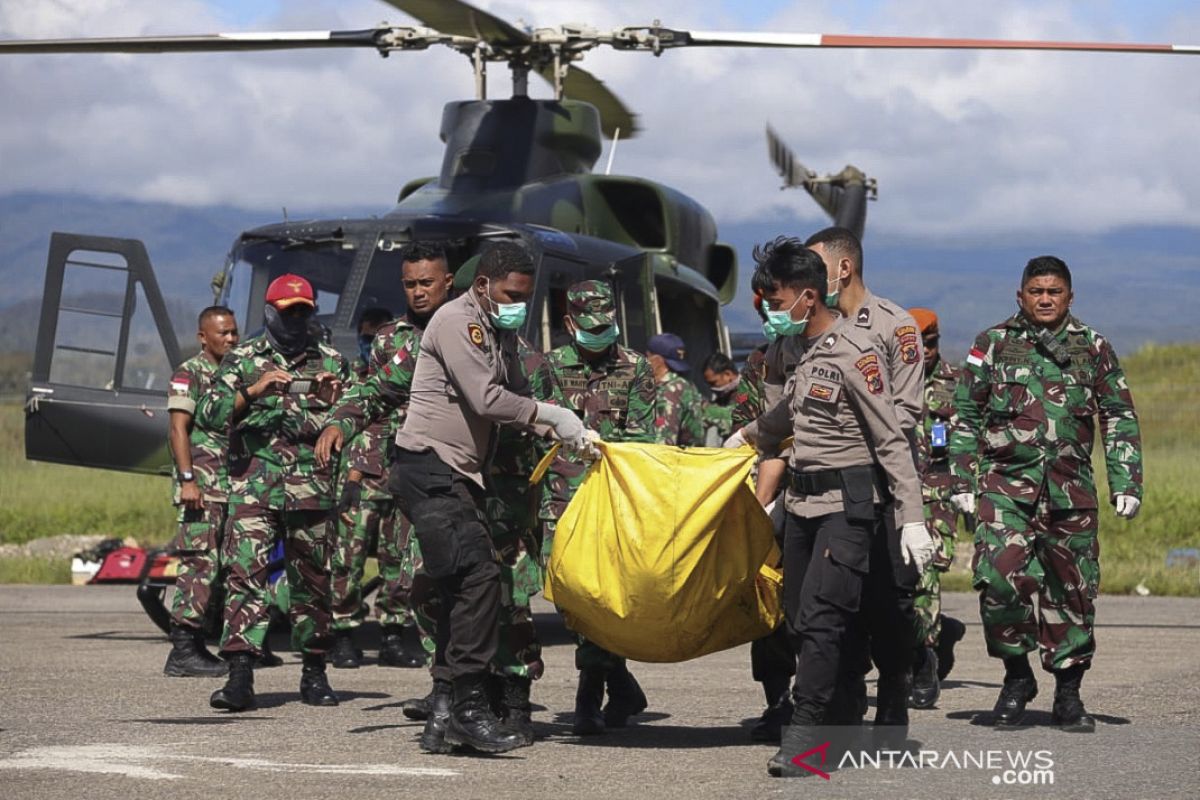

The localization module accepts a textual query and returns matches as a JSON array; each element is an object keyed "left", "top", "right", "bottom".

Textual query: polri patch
[
  {"left": 467, "top": 323, "right": 485, "bottom": 348},
  {"left": 895, "top": 324, "right": 920, "bottom": 364},
  {"left": 855, "top": 354, "right": 884, "bottom": 395}
]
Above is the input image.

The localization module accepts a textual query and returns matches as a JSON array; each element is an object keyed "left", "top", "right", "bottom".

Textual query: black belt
[
  {"left": 787, "top": 465, "right": 891, "bottom": 499},
  {"left": 786, "top": 468, "right": 843, "bottom": 496}
]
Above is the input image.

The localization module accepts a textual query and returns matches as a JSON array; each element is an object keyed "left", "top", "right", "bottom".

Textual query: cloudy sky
[{"left": 1, "top": 0, "right": 1198, "bottom": 242}]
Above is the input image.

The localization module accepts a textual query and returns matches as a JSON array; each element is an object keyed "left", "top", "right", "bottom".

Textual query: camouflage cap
[{"left": 567, "top": 280, "right": 616, "bottom": 329}]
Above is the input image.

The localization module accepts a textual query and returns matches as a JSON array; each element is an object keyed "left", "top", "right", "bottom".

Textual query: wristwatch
[{"left": 179, "top": 470, "right": 196, "bottom": 482}]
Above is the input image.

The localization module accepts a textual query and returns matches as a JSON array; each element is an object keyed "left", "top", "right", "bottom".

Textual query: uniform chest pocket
[{"left": 987, "top": 366, "right": 1031, "bottom": 418}]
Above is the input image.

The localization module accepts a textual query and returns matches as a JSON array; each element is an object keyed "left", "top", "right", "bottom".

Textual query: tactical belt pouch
[{"left": 839, "top": 465, "right": 880, "bottom": 522}]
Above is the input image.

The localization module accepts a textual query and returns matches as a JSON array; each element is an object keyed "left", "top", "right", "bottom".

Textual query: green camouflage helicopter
[{"left": 7, "top": 0, "right": 1193, "bottom": 475}]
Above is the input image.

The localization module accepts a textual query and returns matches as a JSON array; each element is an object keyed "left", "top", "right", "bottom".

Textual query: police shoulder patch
[
  {"left": 467, "top": 323, "right": 485, "bottom": 348},
  {"left": 856, "top": 307, "right": 871, "bottom": 326},
  {"left": 854, "top": 353, "right": 884, "bottom": 395},
  {"left": 895, "top": 324, "right": 920, "bottom": 364},
  {"left": 822, "top": 333, "right": 838, "bottom": 349}
]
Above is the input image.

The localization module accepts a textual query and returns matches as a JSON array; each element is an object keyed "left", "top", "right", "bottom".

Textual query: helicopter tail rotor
[{"left": 767, "top": 125, "right": 876, "bottom": 241}]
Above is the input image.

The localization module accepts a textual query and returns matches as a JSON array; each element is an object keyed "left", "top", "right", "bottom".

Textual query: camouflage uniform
[
  {"left": 654, "top": 371, "right": 706, "bottom": 446},
  {"left": 329, "top": 320, "right": 421, "bottom": 639},
  {"left": 730, "top": 346, "right": 768, "bottom": 433},
  {"left": 531, "top": 288, "right": 657, "bottom": 672},
  {"left": 488, "top": 339, "right": 547, "bottom": 680},
  {"left": 197, "top": 334, "right": 349, "bottom": 657},
  {"left": 914, "top": 356, "right": 961, "bottom": 646},
  {"left": 949, "top": 313, "right": 1142, "bottom": 671},
  {"left": 166, "top": 354, "right": 232, "bottom": 630}
]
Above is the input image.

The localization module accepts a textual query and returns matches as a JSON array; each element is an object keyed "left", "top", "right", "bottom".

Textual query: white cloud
[{"left": 1, "top": 0, "right": 1197, "bottom": 239}]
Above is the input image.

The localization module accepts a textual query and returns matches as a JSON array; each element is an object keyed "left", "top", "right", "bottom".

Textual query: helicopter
[{"left": 7, "top": 0, "right": 1194, "bottom": 476}]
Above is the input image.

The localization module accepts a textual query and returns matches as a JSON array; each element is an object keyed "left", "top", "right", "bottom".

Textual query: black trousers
[
  {"left": 390, "top": 447, "right": 500, "bottom": 681},
  {"left": 781, "top": 510, "right": 871, "bottom": 723}
]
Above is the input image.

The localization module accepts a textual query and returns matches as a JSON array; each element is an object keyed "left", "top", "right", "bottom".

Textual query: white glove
[
  {"left": 1115, "top": 494, "right": 1141, "bottom": 519},
  {"left": 900, "top": 522, "right": 938, "bottom": 574},
  {"left": 723, "top": 429, "right": 748, "bottom": 449},
  {"left": 534, "top": 402, "right": 586, "bottom": 451},
  {"left": 578, "top": 429, "right": 602, "bottom": 463},
  {"left": 951, "top": 493, "right": 976, "bottom": 515}
]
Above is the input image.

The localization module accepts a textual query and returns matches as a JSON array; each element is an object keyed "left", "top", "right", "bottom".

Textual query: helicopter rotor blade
[
  {"left": 634, "top": 29, "right": 1199, "bottom": 55},
  {"left": 0, "top": 29, "right": 391, "bottom": 54},
  {"left": 534, "top": 64, "right": 639, "bottom": 140},
  {"left": 379, "top": 0, "right": 530, "bottom": 46}
]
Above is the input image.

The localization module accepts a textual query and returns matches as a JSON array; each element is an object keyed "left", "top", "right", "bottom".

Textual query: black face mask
[{"left": 263, "top": 304, "right": 312, "bottom": 357}]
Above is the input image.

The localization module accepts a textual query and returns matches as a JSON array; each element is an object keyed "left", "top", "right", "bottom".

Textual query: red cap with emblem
[{"left": 265, "top": 274, "right": 316, "bottom": 309}]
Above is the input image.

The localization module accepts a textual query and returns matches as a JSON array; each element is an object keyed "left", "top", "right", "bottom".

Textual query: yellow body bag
[{"left": 543, "top": 441, "right": 782, "bottom": 663}]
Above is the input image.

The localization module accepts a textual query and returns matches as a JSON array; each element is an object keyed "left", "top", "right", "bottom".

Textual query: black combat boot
[
  {"left": 908, "top": 646, "right": 941, "bottom": 709},
  {"left": 935, "top": 616, "right": 967, "bottom": 681},
  {"left": 750, "top": 676, "right": 793, "bottom": 743},
  {"left": 330, "top": 629, "right": 361, "bottom": 669},
  {"left": 500, "top": 675, "right": 536, "bottom": 746},
  {"left": 603, "top": 661, "right": 648, "bottom": 727},
  {"left": 768, "top": 706, "right": 826, "bottom": 778},
  {"left": 164, "top": 624, "right": 229, "bottom": 678},
  {"left": 1051, "top": 664, "right": 1095, "bottom": 733},
  {"left": 193, "top": 629, "right": 227, "bottom": 668},
  {"left": 993, "top": 655, "right": 1038, "bottom": 727},
  {"left": 378, "top": 624, "right": 426, "bottom": 668},
  {"left": 418, "top": 679, "right": 453, "bottom": 753},
  {"left": 209, "top": 652, "right": 256, "bottom": 711},
  {"left": 873, "top": 672, "right": 912, "bottom": 750},
  {"left": 402, "top": 684, "right": 435, "bottom": 721},
  {"left": 572, "top": 669, "right": 607, "bottom": 736},
  {"left": 444, "top": 673, "right": 526, "bottom": 753},
  {"left": 299, "top": 654, "right": 340, "bottom": 706}
]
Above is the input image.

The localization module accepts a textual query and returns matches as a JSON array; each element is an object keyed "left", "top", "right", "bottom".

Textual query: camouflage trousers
[
  {"left": 486, "top": 489, "right": 544, "bottom": 680},
  {"left": 404, "top": 532, "right": 439, "bottom": 663},
  {"left": 972, "top": 492, "right": 1100, "bottom": 671},
  {"left": 913, "top": 497, "right": 959, "bottom": 646},
  {"left": 170, "top": 500, "right": 226, "bottom": 630},
  {"left": 540, "top": 519, "right": 624, "bottom": 673},
  {"left": 330, "top": 496, "right": 413, "bottom": 631},
  {"left": 219, "top": 503, "right": 334, "bottom": 657}
]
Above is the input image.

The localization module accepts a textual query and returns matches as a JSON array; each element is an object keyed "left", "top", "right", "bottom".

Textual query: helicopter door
[
  {"left": 25, "top": 233, "right": 182, "bottom": 475},
  {"left": 610, "top": 254, "right": 654, "bottom": 353}
]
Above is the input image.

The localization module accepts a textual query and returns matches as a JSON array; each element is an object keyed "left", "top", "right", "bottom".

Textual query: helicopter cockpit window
[{"left": 225, "top": 238, "right": 360, "bottom": 333}]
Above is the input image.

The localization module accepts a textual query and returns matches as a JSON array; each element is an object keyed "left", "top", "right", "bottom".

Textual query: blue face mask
[
  {"left": 358, "top": 335, "right": 373, "bottom": 363},
  {"left": 484, "top": 279, "right": 527, "bottom": 330},
  {"left": 765, "top": 294, "right": 811, "bottom": 338},
  {"left": 574, "top": 323, "right": 620, "bottom": 352}
]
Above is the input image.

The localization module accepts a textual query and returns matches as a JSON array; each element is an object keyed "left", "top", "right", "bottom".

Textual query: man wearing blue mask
[{"left": 531, "top": 279, "right": 657, "bottom": 736}]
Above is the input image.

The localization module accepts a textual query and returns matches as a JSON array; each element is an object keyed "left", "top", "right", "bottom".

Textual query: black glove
[{"left": 338, "top": 480, "right": 363, "bottom": 514}]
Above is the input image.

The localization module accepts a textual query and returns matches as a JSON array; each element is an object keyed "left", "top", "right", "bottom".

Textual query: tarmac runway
[{"left": 0, "top": 585, "right": 1197, "bottom": 799}]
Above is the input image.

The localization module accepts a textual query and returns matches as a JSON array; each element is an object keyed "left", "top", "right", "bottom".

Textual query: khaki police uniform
[
  {"left": 744, "top": 315, "right": 922, "bottom": 724},
  {"left": 389, "top": 290, "right": 538, "bottom": 681}
]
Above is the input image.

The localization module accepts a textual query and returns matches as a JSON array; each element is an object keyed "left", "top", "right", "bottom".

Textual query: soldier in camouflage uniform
[
  {"left": 949, "top": 256, "right": 1143, "bottom": 732},
  {"left": 163, "top": 305, "right": 240, "bottom": 678},
  {"left": 530, "top": 280, "right": 657, "bottom": 736},
  {"left": 700, "top": 352, "right": 740, "bottom": 443},
  {"left": 906, "top": 308, "right": 968, "bottom": 709},
  {"left": 199, "top": 274, "right": 350, "bottom": 712},
  {"left": 324, "top": 287, "right": 447, "bottom": 670},
  {"left": 646, "top": 332, "right": 706, "bottom": 446}
]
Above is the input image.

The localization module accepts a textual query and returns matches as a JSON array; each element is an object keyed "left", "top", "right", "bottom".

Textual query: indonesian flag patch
[
  {"left": 966, "top": 347, "right": 986, "bottom": 367},
  {"left": 169, "top": 379, "right": 190, "bottom": 393}
]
